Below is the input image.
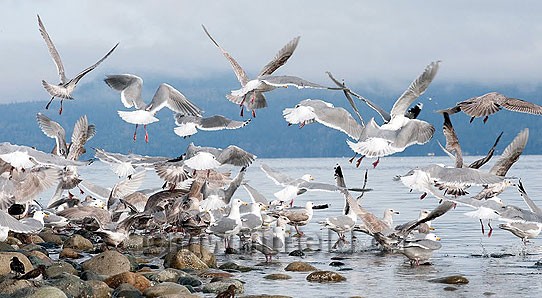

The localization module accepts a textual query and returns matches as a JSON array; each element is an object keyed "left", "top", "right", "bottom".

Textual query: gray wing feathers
[
  {"left": 489, "top": 128, "right": 528, "bottom": 176},
  {"left": 390, "top": 61, "right": 440, "bottom": 117},
  {"left": 37, "top": 15, "right": 66, "bottom": 84},
  {"left": 258, "top": 36, "right": 300, "bottom": 76}
]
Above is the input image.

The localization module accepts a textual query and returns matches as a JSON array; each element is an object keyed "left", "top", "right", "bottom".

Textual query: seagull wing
[
  {"left": 517, "top": 181, "right": 542, "bottom": 216},
  {"left": 36, "top": 112, "right": 67, "bottom": 156},
  {"left": 198, "top": 115, "right": 251, "bottom": 131},
  {"left": 259, "top": 75, "right": 326, "bottom": 89},
  {"left": 104, "top": 74, "right": 146, "bottom": 109},
  {"left": 202, "top": 25, "right": 249, "bottom": 86},
  {"left": 147, "top": 84, "right": 202, "bottom": 117},
  {"left": 258, "top": 36, "right": 300, "bottom": 76},
  {"left": 489, "top": 128, "right": 528, "bottom": 176},
  {"left": 260, "top": 163, "right": 297, "bottom": 186},
  {"left": 500, "top": 97, "right": 542, "bottom": 115},
  {"left": 217, "top": 145, "right": 256, "bottom": 167},
  {"left": 390, "top": 61, "right": 440, "bottom": 117},
  {"left": 37, "top": 15, "right": 67, "bottom": 84},
  {"left": 67, "top": 115, "right": 95, "bottom": 161},
  {"left": 71, "top": 43, "right": 119, "bottom": 86}
]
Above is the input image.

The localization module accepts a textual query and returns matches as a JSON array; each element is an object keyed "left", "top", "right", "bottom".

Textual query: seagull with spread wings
[
  {"left": 104, "top": 74, "right": 202, "bottom": 142},
  {"left": 37, "top": 15, "right": 118, "bottom": 114},
  {"left": 202, "top": 25, "right": 326, "bottom": 117}
]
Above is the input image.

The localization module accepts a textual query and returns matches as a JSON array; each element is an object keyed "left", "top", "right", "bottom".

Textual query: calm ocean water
[{"left": 42, "top": 155, "right": 542, "bottom": 297}]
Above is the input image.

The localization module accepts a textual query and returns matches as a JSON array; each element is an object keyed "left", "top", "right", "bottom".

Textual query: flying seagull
[
  {"left": 104, "top": 74, "right": 202, "bottom": 142},
  {"left": 174, "top": 113, "right": 251, "bottom": 138},
  {"left": 202, "top": 24, "right": 326, "bottom": 117},
  {"left": 437, "top": 92, "right": 542, "bottom": 123},
  {"left": 38, "top": 14, "right": 118, "bottom": 114}
]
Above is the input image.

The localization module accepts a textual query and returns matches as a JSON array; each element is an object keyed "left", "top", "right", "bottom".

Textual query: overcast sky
[{"left": 1, "top": 0, "right": 542, "bottom": 103}]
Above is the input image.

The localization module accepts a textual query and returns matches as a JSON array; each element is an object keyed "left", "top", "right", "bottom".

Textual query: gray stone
[
  {"left": 111, "top": 283, "right": 143, "bottom": 298},
  {"left": 143, "top": 268, "right": 188, "bottom": 283},
  {"left": 185, "top": 243, "right": 217, "bottom": 268},
  {"left": 219, "top": 262, "right": 255, "bottom": 272},
  {"left": 143, "top": 282, "right": 191, "bottom": 297},
  {"left": 177, "top": 275, "right": 202, "bottom": 287},
  {"left": 202, "top": 279, "right": 244, "bottom": 294},
  {"left": 82, "top": 250, "right": 131, "bottom": 277},
  {"left": 264, "top": 273, "right": 292, "bottom": 280},
  {"left": 85, "top": 280, "right": 112, "bottom": 298},
  {"left": 47, "top": 272, "right": 93, "bottom": 298},
  {"left": 104, "top": 271, "right": 151, "bottom": 292},
  {"left": 38, "top": 229, "right": 64, "bottom": 245},
  {"left": 0, "top": 279, "right": 34, "bottom": 295},
  {"left": 44, "top": 261, "right": 78, "bottom": 279},
  {"left": 27, "top": 286, "right": 68, "bottom": 298}
]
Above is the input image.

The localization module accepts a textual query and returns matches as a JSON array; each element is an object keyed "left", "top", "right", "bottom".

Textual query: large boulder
[
  {"left": 104, "top": 271, "right": 151, "bottom": 292},
  {"left": 82, "top": 250, "right": 131, "bottom": 276},
  {"left": 0, "top": 252, "right": 33, "bottom": 276},
  {"left": 44, "top": 261, "right": 78, "bottom": 278},
  {"left": 164, "top": 249, "right": 208, "bottom": 270},
  {"left": 0, "top": 279, "right": 34, "bottom": 295}
]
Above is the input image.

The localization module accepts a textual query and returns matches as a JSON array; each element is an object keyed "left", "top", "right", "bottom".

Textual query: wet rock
[
  {"left": 219, "top": 261, "right": 255, "bottom": 272},
  {"left": 429, "top": 275, "right": 470, "bottom": 284},
  {"left": 63, "top": 234, "right": 93, "bottom": 251},
  {"left": 306, "top": 270, "right": 346, "bottom": 283},
  {"left": 122, "top": 235, "right": 145, "bottom": 250},
  {"left": 483, "top": 292, "right": 496, "bottom": 296},
  {"left": 284, "top": 261, "right": 317, "bottom": 272},
  {"left": 59, "top": 247, "right": 82, "bottom": 259},
  {"left": 185, "top": 243, "right": 217, "bottom": 268},
  {"left": 27, "top": 286, "right": 68, "bottom": 298},
  {"left": 104, "top": 271, "right": 151, "bottom": 292},
  {"left": 45, "top": 261, "right": 78, "bottom": 278},
  {"left": 38, "top": 229, "right": 64, "bottom": 245},
  {"left": 143, "top": 282, "right": 191, "bottom": 297},
  {"left": 0, "top": 252, "right": 33, "bottom": 276},
  {"left": 26, "top": 251, "right": 53, "bottom": 267},
  {"left": 21, "top": 243, "right": 48, "bottom": 255},
  {"left": 47, "top": 272, "right": 93, "bottom": 298},
  {"left": 144, "top": 268, "right": 188, "bottom": 283},
  {"left": 264, "top": 273, "right": 292, "bottom": 280},
  {"left": 329, "top": 261, "right": 346, "bottom": 267},
  {"left": 0, "top": 242, "right": 16, "bottom": 251},
  {"left": 198, "top": 269, "right": 234, "bottom": 279},
  {"left": 444, "top": 286, "right": 458, "bottom": 291},
  {"left": 288, "top": 250, "right": 305, "bottom": 257},
  {"left": 0, "top": 279, "right": 34, "bottom": 294},
  {"left": 164, "top": 249, "right": 208, "bottom": 270},
  {"left": 177, "top": 275, "right": 203, "bottom": 287},
  {"left": 80, "top": 270, "right": 106, "bottom": 281},
  {"left": 86, "top": 280, "right": 112, "bottom": 298},
  {"left": 36, "top": 242, "right": 59, "bottom": 250},
  {"left": 82, "top": 250, "right": 131, "bottom": 277},
  {"left": 330, "top": 256, "right": 348, "bottom": 260},
  {"left": 111, "top": 283, "right": 143, "bottom": 298},
  {"left": 202, "top": 279, "right": 244, "bottom": 294},
  {"left": 338, "top": 268, "right": 353, "bottom": 271}
]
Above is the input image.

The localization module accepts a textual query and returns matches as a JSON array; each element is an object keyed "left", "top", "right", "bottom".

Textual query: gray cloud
[{"left": 1, "top": 0, "right": 542, "bottom": 103}]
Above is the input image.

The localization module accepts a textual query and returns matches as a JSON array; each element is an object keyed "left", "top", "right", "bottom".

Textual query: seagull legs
[
  {"left": 59, "top": 99, "right": 64, "bottom": 115},
  {"left": 133, "top": 124, "right": 139, "bottom": 141},
  {"left": 419, "top": 192, "right": 427, "bottom": 200},
  {"left": 355, "top": 156, "right": 365, "bottom": 167},
  {"left": 349, "top": 153, "right": 358, "bottom": 163},
  {"left": 487, "top": 221, "right": 493, "bottom": 237},
  {"left": 45, "top": 96, "right": 55, "bottom": 110},
  {"left": 372, "top": 157, "right": 380, "bottom": 168},
  {"left": 144, "top": 125, "right": 149, "bottom": 143},
  {"left": 479, "top": 219, "right": 485, "bottom": 235}
]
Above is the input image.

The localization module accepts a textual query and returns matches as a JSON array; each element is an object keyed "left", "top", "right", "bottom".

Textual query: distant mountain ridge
[{"left": 0, "top": 75, "right": 541, "bottom": 159}]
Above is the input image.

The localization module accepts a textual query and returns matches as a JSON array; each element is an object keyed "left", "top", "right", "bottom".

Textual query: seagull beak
[
  {"left": 429, "top": 227, "right": 436, "bottom": 231},
  {"left": 242, "top": 202, "right": 249, "bottom": 206},
  {"left": 260, "top": 205, "right": 269, "bottom": 211},
  {"left": 394, "top": 211, "right": 400, "bottom": 215},
  {"left": 436, "top": 237, "right": 441, "bottom": 241}
]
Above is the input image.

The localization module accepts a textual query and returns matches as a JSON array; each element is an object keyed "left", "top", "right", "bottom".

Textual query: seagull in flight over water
[{"left": 37, "top": 14, "right": 119, "bottom": 115}]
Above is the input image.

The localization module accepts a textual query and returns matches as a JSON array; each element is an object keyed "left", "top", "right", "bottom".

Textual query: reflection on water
[{"left": 40, "top": 155, "right": 542, "bottom": 297}]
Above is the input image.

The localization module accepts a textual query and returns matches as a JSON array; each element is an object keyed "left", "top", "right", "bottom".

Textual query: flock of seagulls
[{"left": 1, "top": 14, "right": 542, "bottom": 276}]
